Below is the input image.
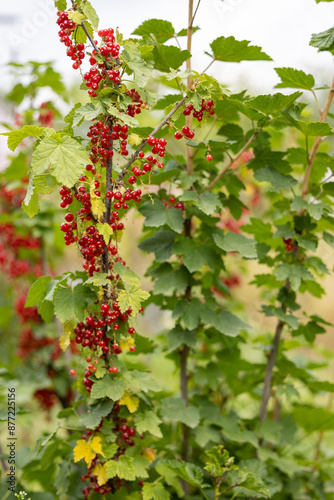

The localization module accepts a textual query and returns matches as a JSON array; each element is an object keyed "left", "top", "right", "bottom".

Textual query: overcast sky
[{"left": 0, "top": 0, "right": 333, "bottom": 95}]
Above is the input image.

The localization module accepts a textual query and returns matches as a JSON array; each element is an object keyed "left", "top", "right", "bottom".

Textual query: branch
[
  {"left": 190, "top": 0, "right": 202, "bottom": 27},
  {"left": 301, "top": 75, "right": 334, "bottom": 200},
  {"left": 115, "top": 96, "right": 187, "bottom": 183},
  {"left": 80, "top": 21, "right": 98, "bottom": 52},
  {"left": 101, "top": 138, "right": 113, "bottom": 281},
  {"left": 220, "top": 483, "right": 240, "bottom": 495},
  {"left": 259, "top": 77, "right": 334, "bottom": 424},
  {"left": 206, "top": 131, "right": 259, "bottom": 191},
  {"left": 259, "top": 319, "right": 285, "bottom": 422}
]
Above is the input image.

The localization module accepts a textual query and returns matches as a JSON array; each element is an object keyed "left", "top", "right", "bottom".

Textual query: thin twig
[
  {"left": 206, "top": 131, "right": 259, "bottom": 191},
  {"left": 201, "top": 59, "right": 215, "bottom": 76},
  {"left": 190, "top": 0, "right": 202, "bottom": 27},
  {"left": 115, "top": 96, "right": 187, "bottom": 183},
  {"left": 311, "top": 89, "right": 322, "bottom": 117},
  {"left": 301, "top": 75, "right": 334, "bottom": 200},
  {"left": 259, "top": 319, "right": 285, "bottom": 422},
  {"left": 220, "top": 483, "right": 240, "bottom": 495}
]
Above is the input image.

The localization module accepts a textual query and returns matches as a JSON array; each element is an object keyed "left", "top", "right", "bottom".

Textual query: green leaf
[
  {"left": 174, "top": 239, "right": 221, "bottom": 272},
  {"left": 262, "top": 305, "right": 299, "bottom": 330},
  {"left": 150, "top": 168, "right": 180, "bottom": 184},
  {"left": 25, "top": 276, "right": 51, "bottom": 307},
  {"left": 132, "top": 19, "right": 175, "bottom": 43},
  {"left": 136, "top": 410, "right": 163, "bottom": 438},
  {"left": 161, "top": 397, "right": 200, "bottom": 428},
  {"left": 80, "top": 0, "right": 99, "bottom": 30},
  {"left": 210, "top": 36, "right": 272, "bottom": 62},
  {"left": 310, "top": 26, "right": 334, "bottom": 52},
  {"left": 254, "top": 165, "right": 298, "bottom": 191},
  {"left": 166, "top": 326, "right": 196, "bottom": 352},
  {"left": 22, "top": 173, "right": 53, "bottom": 218},
  {"left": 153, "top": 264, "right": 189, "bottom": 295},
  {"left": 177, "top": 26, "right": 200, "bottom": 36},
  {"left": 249, "top": 92, "right": 302, "bottom": 115},
  {"left": 38, "top": 300, "right": 54, "bottom": 323},
  {"left": 153, "top": 46, "right": 191, "bottom": 72},
  {"left": 124, "top": 370, "right": 161, "bottom": 393},
  {"left": 292, "top": 405, "right": 334, "bottom": 432},
  {"left": 172, "top": 299, "right": 202, "bottom": 330},
  {"left": 155, "top": 94, "right": 181, "bottom": 110},
  {"left": 213, "top": 232, "right": 257, "bottom": 258},
  {"left": 155, "top": 464, "right": 184, "bottom": 497},
  {"left": 85, "top": 273, "right": 110, "bottom": 287},
  {"left": 91, "top": 376, "right": 127, "bottom": 401},
  {"left": 54, "top": 460, "right": 71, "bottom": 498},
  {"left": 122, "top": 41, "right": 154, "bottom": 87},
  {"left": 297, "top": 121, "right": 334, "bottom": 136},
  {"left": 131, "top": 456, "right": 150, "bottom": 479},
  {"left": 55, "top": 0, "right": 67, "bottom": 9},
  {"left": 54, "top": 283, "right": 97, "bottom": 322},
  {"left": 142, "top": 482, "right": 170, "bottom": 500},
  {"left": 139, "top": 230, "right": 176, "bottom": 262},
  {"left": 114, "top": 262, "right": 141, "bottom": 287},
  {"left": 72, "top": 102, "right": 103, "bottom": 127},
  {"left": 201, "top": 310, "right": 250, "bottom": 337},
  {"left": 275, "top": 67, "right": 315, "bottom": 90},
  {"left": 323, "top": 231, "right": 334, "bottom": 247},
  {"left": 106, "top": 456, "right": 135, "bottom": 481},
  {"left": 158, "top": 459, "right": 205, "bottom": 488},
  {"left": 233, "top": 468, "right": 271, "bottom": 498},
  {"left": 81, "top": 401, "right": 114, "bottom": 429},
  {"left": 139, "top": 199, "right": 184, "bottom": 233},
  {"left": 118, "top": 285, "right": 150, "bottom": 316},
  {"left": 179, "top": 191, "right": 222, "bottom": 215},
  {"left": 276, "top": 263, "right": 315, "bottom": 291},
  {"left": 1, "top": 125, "right": 45, "bottom": 151},
  {"left": 32, "top": 135, "right": 91, "bottom": 188}
]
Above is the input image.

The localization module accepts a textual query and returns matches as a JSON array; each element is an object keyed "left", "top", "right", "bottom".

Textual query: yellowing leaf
[
  {"left": 60, "top": 321, "right": 73, "bottom": 351},
  {"left": 68, "top": 10, "right": 85, "bottom": 24},
  {"left": 120, "top": 337, "right": 135, "bottom": 351},
  {"left": 118, "top": 285, "right": 150, "bottom": 316},
  {"left": 93, "top": 463, "right": 108, "bottom": 486},
  {"left": 119, "top": 391, "right": 140, "bottom": 413},
  {"left": 90, "top": 436, "right": 105, "bottom": 457},
  {"left": 128, "top": 133, "right": 142, "bottom": 146},
  {"left": 97, "top": 222, "right": 113, "bottom": 244},
  {"left": 90, "top": 181, "right": 106, "bottom": 218},
  {"left": 73, "top": 436, "right": 105, "bottom": 467},
  {"left": 73, "top": 440, "right": 96, "bottom": 466},
  {"left": 143, "top": 447, "right": 157, "bottom": 463}
]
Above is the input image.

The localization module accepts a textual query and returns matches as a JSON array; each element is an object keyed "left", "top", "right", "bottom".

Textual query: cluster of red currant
[
  {"left": 80, "top": 408, "right": 142, "bottom": 498},
  {"left": 87, "top": 121, "right": 114, "bottom": 168},
  {"left": 174, "top": 125, "right": 213, "bottom": 161},
  {"left": 16, "top": 326, "right": 60, "bottom": 360},
  {"left": 162, "top": 195, "right": 185, "bottom": 211},
  {"left": 125, "top": 88, "right": 144, "bottom": 117},
  {"left": 283, "top": 237, "right": 294, "bottom": 252},
  {"left": 183, "top": 98, "right": 214, "bottom": 121},
  {"left": 56, "top": 11, "right": 85, "bottom": 70},
  {"left": 0, "top": 222, "right": 42, "bottom": 279},
  {"left": 38, "top": 102, "right": 56, "bottom": 127}
]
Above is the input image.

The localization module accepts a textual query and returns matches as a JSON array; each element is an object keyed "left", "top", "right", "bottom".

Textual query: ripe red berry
[
  {"left": 206, "top": 154, "right": 213, "bottom": 161},
  {"left": 175, "top": 131, "right": 183, "bottom": 140},
  {"left": 69, "top": 369, "right": 76, "bottom": 376}
]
